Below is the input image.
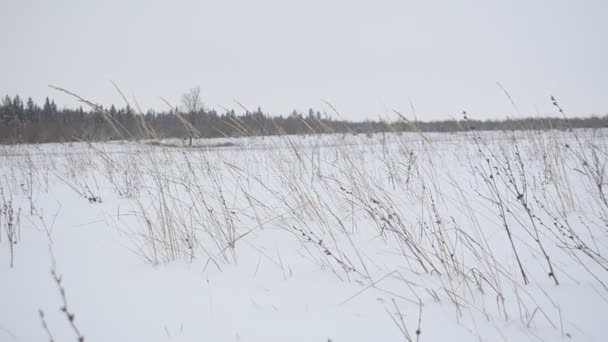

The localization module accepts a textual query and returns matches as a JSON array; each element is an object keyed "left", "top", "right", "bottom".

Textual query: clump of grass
[{"left": 1, "top": 187, "right": 20, "bottom": 268}]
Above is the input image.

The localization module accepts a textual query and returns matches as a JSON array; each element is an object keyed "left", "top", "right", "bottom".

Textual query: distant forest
[{"left": 1, "top": 94, "right": 607, "bottom": 144}]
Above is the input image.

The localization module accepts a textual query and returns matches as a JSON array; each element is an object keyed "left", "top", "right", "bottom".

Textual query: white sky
[{"left": 1, "top": 0, "right": 607, "bottom": 121}]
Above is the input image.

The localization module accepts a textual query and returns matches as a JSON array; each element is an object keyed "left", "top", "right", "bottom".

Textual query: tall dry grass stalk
[{"left": 7, "top": 87, "right": 604, "bottom": 339}]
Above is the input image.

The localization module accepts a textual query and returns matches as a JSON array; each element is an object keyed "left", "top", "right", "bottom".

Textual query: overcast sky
[{"left": 1, "top": 0, "right": 606, "bottom": 121}]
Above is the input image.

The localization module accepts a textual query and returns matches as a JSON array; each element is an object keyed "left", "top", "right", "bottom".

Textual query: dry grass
[{"left": 1, "top": 89, "right": 607, "bottom": 340}]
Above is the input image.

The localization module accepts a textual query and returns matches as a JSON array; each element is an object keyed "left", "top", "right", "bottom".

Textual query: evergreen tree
[
  {"left": 25, "top": 97, "right": 37, "bottom": 123},
  {"left": 2, "top": 95, "right": 15, "bottom": 126},
  {"left": 13, "top": 95, "right": 24, "bottom": 123},
  {"left": 42, "top": 97, "right": 54, "bottom": 121}
]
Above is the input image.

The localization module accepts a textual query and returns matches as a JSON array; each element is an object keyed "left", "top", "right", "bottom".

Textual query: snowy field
[{"left": 1, "top": 128, "right": 608, "bottom": 341}]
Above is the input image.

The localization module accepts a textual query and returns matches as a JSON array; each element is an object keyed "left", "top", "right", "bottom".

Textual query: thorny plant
[{"left": 39, "top": 252, "right": 86, "bottom": 342}]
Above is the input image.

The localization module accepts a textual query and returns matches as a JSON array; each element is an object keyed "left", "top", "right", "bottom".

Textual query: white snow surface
[{"left": 1, "top": 129, "right": 608, "bottom": 341}]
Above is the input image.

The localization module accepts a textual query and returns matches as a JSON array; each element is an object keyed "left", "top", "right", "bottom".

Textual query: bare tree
[{"left": 181, "top": 85, "right": 203, "bottom": 146}]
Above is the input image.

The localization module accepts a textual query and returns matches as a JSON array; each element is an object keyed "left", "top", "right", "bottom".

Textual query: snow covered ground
[{"left": 1, "top": 128, "right": 608, "bottom": 341}]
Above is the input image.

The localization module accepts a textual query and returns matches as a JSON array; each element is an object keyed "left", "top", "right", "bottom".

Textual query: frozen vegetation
[{"left": 1, "top": 127, "right": 608, "bottom": 341}]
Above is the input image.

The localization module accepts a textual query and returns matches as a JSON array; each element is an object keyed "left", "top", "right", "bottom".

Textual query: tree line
[{"left": 1, "top": 93, "right": 607, "bottom": 144}]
